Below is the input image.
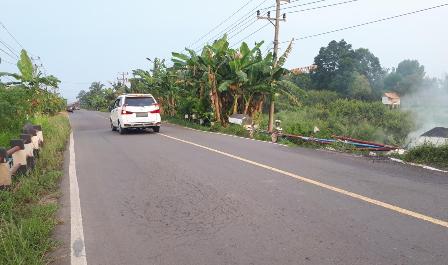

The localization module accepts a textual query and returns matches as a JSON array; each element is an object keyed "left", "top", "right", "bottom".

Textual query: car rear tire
[
  {"left": 111, "top": 120, "right": 117, "bottom": 131},
  {"left": 153, "top": 126, "right": 160, "bottom": 133},
  {"left": 118, "top": 122, "right": 126, "bottom": 135}
]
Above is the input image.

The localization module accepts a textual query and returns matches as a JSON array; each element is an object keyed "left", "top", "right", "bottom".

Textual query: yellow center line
[{"left": 159, "top": 133, "right": 448, "bottom": 229}]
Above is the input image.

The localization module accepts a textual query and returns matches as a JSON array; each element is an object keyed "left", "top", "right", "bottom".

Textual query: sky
[{"left": 1, "top": 0, "right": 447, "bottom": 102}]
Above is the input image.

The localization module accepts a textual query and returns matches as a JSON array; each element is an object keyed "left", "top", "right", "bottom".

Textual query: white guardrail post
[
  {"left": 0, "top": 148, "right": 11, "bottom": 186},
  {"left": 0, "top": 124, "right": 43, "bottom": 188},
  {"left": 20, "top": 134, "right": 35, "bottom": 169}
]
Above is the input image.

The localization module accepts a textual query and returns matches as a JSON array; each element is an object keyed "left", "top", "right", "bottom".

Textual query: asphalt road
[{"left": 65, "top": 110, "right": 448, "bottom": 265}]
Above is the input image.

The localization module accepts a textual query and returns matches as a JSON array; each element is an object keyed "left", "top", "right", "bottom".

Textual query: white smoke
[{"left": 402, "top": 75, "right": 448, "bottom": 146}]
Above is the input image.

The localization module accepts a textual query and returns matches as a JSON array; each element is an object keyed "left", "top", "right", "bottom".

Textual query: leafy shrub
[
  {"left": 0, "top": 87, "right": 32, "bottom": 132},
  {"left": 303, "top": 90, "right": 340, "bottom": 106},
  {"left": 212, "top": 124, "right": 249, "bottom": 137},
  {"left": 272, "top": 99, "right": 414, "bottom": 145},
  {"left": 404, "top": 143, "right": 448, "bottom": 169},
  {"left": 0, "top": 86, "right": 65, "bottom": 148}
]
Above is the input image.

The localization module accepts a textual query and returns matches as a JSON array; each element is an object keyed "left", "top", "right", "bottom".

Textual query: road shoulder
[{"left": 49, "top": 144, "right": 71, "bottom": 265}]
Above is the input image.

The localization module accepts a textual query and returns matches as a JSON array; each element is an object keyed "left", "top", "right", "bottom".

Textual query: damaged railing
[
  {"left": 0, "top": 124, "right": 44, "bottom": 187},
  {"left": 250, "top": 123, "right": 399, "bottom": 151}
]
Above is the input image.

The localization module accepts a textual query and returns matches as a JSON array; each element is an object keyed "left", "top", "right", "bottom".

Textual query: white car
[{"left": 110, "top": 94, "right": 161, "bottom": 134}]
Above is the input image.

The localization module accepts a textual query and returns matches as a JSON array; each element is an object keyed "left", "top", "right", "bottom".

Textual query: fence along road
[
  {"left": 0, "top": 124, "right": 44, "bottom": 187},
  {"left": 67, "top": 109, "right": 448, "bottom": 265}
]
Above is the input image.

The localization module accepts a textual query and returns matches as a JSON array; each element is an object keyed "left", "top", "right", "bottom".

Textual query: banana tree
[
  {"left": 218, "top": 41, "right": 265, "bottom": 115},
  {"left": 173, "top": 36, "right": 230, "bottom": 124},
  {"left": 241, "top": 47, "right": 274, "bottom": 115},
  {"left": 0, "top": 50, "right": 60, "bottom": 90},
  {"left": 0, "top": 49, "right": 63, "bottom": 114},
  {"left": 132, "top": 58, "right": 180, "bottom": 115}
]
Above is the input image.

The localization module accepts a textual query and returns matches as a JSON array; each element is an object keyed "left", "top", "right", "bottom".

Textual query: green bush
[
  {"left": 0, "top": 87, "right": 32, "bottom": 132},
  {"left": 404, "top": 143, "right": 448, "bottom": 169},
  {"left": 303, "top": 90, "right": 340, "bottom": 106},
  {"left": 167, "top": 93, "right": 415, "bottom": 147},
  {"left": 0, "top": 86, "right": 65, "bottom": 147},
  {"left": 211, "top": 124, "right": 249, "bottom": 137},
  {"left": 272, "top": 98, "right": 414, "bottom": 145}
]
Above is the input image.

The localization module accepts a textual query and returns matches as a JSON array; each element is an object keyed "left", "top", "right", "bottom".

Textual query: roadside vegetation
[
  {"left": 0, "top": 50, "right": 69, "bottom": 265},
  {"left": 76, "top": 36, "right": 448, "bottom": 168},
  {"left": 403, "top": 143, "right": 448, "bottom": 170},
  {"left": 0, "top": 50, "right": 66, "bottom": 146},
  {"left": 0, "top": 114, "right": 70, "bottom": 265}
]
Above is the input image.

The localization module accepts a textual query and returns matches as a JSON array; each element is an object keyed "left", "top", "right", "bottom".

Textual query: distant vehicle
[
  {"left": 67, "top": 106, "right": 75, "bottom": 112},
  {"left": 110, "top": 94, "right": 161, "bottom": 134}
]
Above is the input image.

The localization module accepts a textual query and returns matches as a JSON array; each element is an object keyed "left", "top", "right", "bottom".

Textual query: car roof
[{"left": 119, "top": 94, "right": 154, "bottom": 98}]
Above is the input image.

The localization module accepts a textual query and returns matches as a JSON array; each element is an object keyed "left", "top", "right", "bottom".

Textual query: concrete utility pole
[
  {"left": 117, "top": 72, "right": 129, "bottom": 87},
  {"left": 257, "top": 0, "right": 289, "bottom": 132}
]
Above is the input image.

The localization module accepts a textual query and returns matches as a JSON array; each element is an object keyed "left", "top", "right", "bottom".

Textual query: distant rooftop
[
  {"left": 384, "top": 92, "right": 400, "bottom": 99},
  {"left": 421, "top": 127, "right": 448, "bottom": 138}
]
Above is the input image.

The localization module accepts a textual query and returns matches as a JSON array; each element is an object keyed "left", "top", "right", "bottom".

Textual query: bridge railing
[{"left": 0, "top": 124, "right": 44, "bottom": 187}]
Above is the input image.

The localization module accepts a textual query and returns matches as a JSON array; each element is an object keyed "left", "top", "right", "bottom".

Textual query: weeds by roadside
[
  {"left": 165, "top": 116, "right": 448, "bottom": 172},
  {"left": 165, "top": 116, "right": 363, "bottom": 151},
  {"left": 403, "top": 143, "right": 448, "bottom": 170},
  {"left": 0, "top": 114, "right": 70, "bottom": 265}
]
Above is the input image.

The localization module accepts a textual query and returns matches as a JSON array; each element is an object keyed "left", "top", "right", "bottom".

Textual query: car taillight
[
  {"left": 150, "top": 104, "right": 160, "bottom": 114},
  {"left": 121, "top": 108, "right": 133, "bottom": 115}
]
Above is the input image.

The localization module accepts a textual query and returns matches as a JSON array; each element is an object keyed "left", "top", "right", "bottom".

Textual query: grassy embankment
[
  {"left": 403, "top": 143, "right": 448, "bottom": 170},
  {"left": 165, "top": 92, "right": 448, "bottom": 171},
  {"left": 0, "top": 114, "right": 70, "bottom": 265},
  {"left": 165, "top": 93, "right": 415, "bottom": 148}
]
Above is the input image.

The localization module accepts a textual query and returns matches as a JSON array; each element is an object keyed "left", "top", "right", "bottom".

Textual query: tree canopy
[
  {"left": 310, "top": 40, "right": 383, "bottom": 99},
  {"left": 384, "top": 59, "right": 425, "bottom": 95}
]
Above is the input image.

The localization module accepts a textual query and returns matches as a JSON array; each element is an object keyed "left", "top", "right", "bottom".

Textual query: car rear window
[{"left": 124, "top": 97, "right": 155, "bottom": 106}]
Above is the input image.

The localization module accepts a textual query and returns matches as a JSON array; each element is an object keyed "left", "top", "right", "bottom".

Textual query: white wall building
[
  {"left": 382, "top": 92, "right": 401, "bottom": 108},
  {"left": 416, "top": 127, "right": 448, "bottom": 146}
]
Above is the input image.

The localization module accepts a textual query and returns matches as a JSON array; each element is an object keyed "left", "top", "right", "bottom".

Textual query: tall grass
[
  {"left": 0, "top": 114, "right": 70, "bottom": 265},
  {"left": 404, "top": 143, "right": 448, "bottom": 169},
  {"left": 266, "top": 99, "right": 414, "bottom": 146}
]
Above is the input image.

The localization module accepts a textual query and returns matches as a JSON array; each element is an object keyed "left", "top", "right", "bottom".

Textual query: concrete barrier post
[
  {"left": 0, "top": 148, "right": 12, "bottom": 186},
  {"left": 24, "top": 126, "right": 40, "bottom": 157},
  {"left": 20, "top": 134, "right": 35, "bottom": 169},
  {"left": 33, "top": 125, "right": 44, "bottom": 146},
  {"left": 10, "top": 139, "right": 27, "bottom": 175}
]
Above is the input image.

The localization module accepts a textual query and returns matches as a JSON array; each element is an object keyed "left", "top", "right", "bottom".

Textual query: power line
[
  {"left": 195, "top": 0, "right": 271, "bottom": 50},
  {"left": 230, "top": 22, "right": 271, "bottom": 47},
  {"left": 0, "top": 38, "right": 19, "bottom": 58},
  {"left": 283, "top": 3, "right": 448, "bottom": 42},
  {"left": 188, "top": 0, "right": 256, "bottom": 48},
  {"left": 0, "top": 21, "right": 25, "bottom": 49},
  {"left": 196, "top": 9, "right": 269, "bottom": 52},
  {"left": 195, "top": 10, "right": 266, "bottom": 52},
  {"left": 226, "top": 10, "right": 272, "bottom": 44},
  {"left": 0, "top": 47, "right": 17, "bottom": 60},
  {"left": 228, "top": 19, "right": 259, "bottom": 42},
  {"left": 263, "top": 42, "right": 274, "bottom": 55},
  {"left": 225, "top": 15, "right": 261, "bottom": 39},
  {"left": 0, "top": 21, "right": 51, "bottom": 76},
  {"left": 285, "top": 0, "right": 361, "bottom": 14},
  {"left": 0, "top": 57, "right": 15, "bottom": 65},
  {"left": 278, "top": 0, "right": 329, "bottom": 11},
  {"left": 258, "top": 0, "right": 297, "bottom": 11}
]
